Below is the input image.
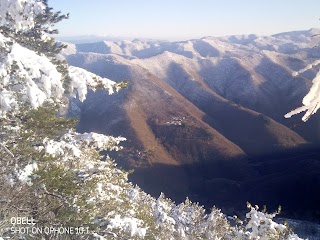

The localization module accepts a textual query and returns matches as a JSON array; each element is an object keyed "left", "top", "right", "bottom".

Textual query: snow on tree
[
  {"left": 0, "top": 33, "right": 121, "bottom": 116},
  {"left": 0, "top": 0, "right": 45, "bottom": 32},
  {"left": 0, "top": 0, "right": 305, "bottom": 239},
  {"left": 285, "top": 60, "right": 320, "bottom": 121}
]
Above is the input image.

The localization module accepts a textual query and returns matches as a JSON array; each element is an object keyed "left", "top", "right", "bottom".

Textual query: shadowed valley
[{"left": 64, "top": 29, "right": 320, "bottom": 221}]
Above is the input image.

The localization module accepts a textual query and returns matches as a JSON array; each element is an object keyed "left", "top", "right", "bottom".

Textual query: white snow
[
  {"left": 44, "top": 138, "right": 81, "bottom": 158},
  {"left": 0, "top": 89, "right": 17, "bottom": 115},
  {"left": 17, "top": 161, "right": 38, "bottom": 186},
  {"left": 155, "top": 195, "right": 176, "bottom": 228},
  {"left": 285, "top": 60, "right": 320, "bottom": 121},
  {"left": 63, "top": 131, "right": 126, "bottom": 151},
  {"left": 0, "top": 40, "right": 64, "bottom": 110},
  {"left": 0, "top": 37, "right": 121, "bottom": 117},
  {"left": 68, "top": 66, "right": 118, "bottom": 101},
  {"left": 239, "top": 204, "right": 303, "bottom": 240},
  {"left": 107, "top": 214, "right": 147, "bottom": 238},
  {"left": 42, "top": 131, "right": 126, "bottom": 161},
  {"left": 0, "top": 0, "right": 46, "bottom": 32}
]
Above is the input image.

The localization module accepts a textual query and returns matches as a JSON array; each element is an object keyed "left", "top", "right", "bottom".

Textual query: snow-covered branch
[
  {"left": 0, "top": 0, "right": 45, "bottom": 32},
  {"left": 68, "top": 66, "right": 119, "bottom": 101},
  {"left": 0, "top": 34, "right": 120, "bottom": 117},
  {"left": 285, "top": 60, "right": 320, "bottom": 121},
  {"left": 43, "top": 131, "right": 126, "bottom": 159}
]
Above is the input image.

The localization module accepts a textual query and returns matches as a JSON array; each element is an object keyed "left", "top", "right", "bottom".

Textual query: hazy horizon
[
  {"left": 50, "top": 0, "right": 320, "bottom": 41},
  {"left": 56, "top": 28, "right": 320, "bottom": 43}
]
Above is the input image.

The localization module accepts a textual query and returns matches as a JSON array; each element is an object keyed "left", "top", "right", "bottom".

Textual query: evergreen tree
[{"left": 0, "top": 0, "right": 71, "bottom": 93}]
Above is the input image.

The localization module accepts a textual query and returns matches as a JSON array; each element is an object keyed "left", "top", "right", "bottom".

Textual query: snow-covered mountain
[{"left": 63, "top": 29, "right": 320, "bottom": 220}]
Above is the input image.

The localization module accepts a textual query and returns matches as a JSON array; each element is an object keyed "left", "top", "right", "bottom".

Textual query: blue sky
[{"left": 50, "top": 0, "right": 320, "bottom": 40}]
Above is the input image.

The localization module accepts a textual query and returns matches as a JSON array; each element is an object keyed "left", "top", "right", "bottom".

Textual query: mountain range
[{"left": 63, "top": 29, "right": 320, "bottom": 221}]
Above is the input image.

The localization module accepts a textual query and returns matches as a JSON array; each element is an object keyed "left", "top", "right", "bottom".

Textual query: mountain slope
[{"left": 64, "top": 29, "right": 320, "bottom": 218}]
